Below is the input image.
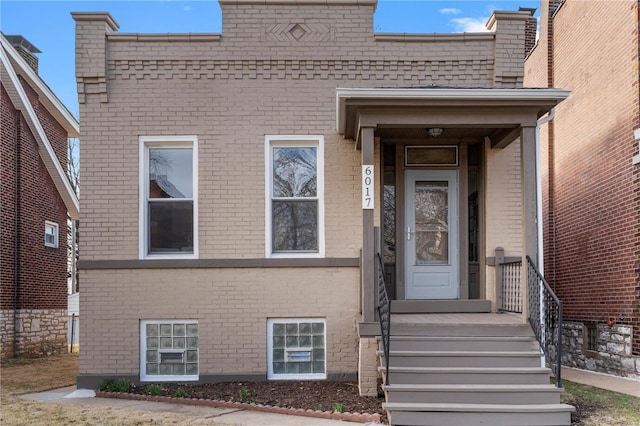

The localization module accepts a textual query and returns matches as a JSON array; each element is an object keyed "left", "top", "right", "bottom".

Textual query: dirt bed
[{"left": 130, "top": 380, "right": 387, "bottom": 422}]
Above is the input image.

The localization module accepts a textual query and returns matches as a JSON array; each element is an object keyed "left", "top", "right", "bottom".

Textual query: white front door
[{"left": 405, "top": 170, "right": 459, "bottom": 299}]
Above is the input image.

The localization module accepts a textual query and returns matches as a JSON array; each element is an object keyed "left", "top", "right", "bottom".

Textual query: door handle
[{"left": 407, "top": 226, "right": 412, "bottom": 240}]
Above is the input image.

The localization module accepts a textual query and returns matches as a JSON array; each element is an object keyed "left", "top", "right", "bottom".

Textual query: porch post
[
  {"left": 361, "top": 127, "right": 376, "bottom": 322},
  {"left": 520, "top": 125, "right": 537, "bottom": 322}
]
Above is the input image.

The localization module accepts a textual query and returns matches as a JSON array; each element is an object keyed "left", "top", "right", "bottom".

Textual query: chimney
[
  {"left": 5, "top": 35, "right": 41, "bottom": 73},
  {"left": 519, "top": 7, "right": 538, "bottom": 57}
]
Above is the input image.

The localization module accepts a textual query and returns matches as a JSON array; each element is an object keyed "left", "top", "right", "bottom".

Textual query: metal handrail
[
  {"left": 526, "top": 255, "right": 563, "bottom": 388},
  {"left": 376, "top": 253, "right": 392, "bottom": 385}
]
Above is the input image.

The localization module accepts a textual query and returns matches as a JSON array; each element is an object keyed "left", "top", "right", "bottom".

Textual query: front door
[{"left": 405, "top": 170, "right": 459, "bottom": 299}]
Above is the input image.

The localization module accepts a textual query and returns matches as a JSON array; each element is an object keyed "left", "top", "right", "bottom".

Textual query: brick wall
[
  {"left": 0, "top": 73, "right": 69, "bottom": 358},
  {"left": 527, "top": 0, "right": 640, "bottom": 358},
  {"left": 78, "top": 268, "right": 360, "bottom": 379}
]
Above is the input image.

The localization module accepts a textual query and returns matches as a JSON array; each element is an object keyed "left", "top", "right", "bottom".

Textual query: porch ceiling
[{"left": 336, "top": 87, "right": 570, "bottom": 148}]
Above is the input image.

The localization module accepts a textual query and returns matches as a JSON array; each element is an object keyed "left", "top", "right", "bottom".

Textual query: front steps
[{"left": 378, "top": 322, "right": 574, "bottom": 425}]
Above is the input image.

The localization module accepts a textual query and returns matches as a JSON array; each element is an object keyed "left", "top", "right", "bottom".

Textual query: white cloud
[
  {"left": 440, "top": 8, "right": 461, "bottom": 15},
  {"left": 451, "top": 17, "right": 490, "bottom": 33},
  {"left": 183, "top": 6, "right": 191, "bottom": 11}
]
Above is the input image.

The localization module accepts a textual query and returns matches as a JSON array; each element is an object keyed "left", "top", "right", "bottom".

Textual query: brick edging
[{"left": 96, "top": 391, "right": 382, "bottom": 424}]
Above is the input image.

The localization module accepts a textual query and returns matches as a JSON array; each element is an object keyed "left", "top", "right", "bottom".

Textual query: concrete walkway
[
  {"left": 20, "top": 386, "right": 382, "bottom": 425},
  {"left": 562, "top": 367, "right": 640, "bottom": 397}
]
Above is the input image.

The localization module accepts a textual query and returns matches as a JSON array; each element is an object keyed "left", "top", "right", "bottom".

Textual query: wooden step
[
  {"left": 379, "top": 366, "right": 553, "bottom": 385},
  {"left": 390, "top": 323, "right": 535, "bottom": 337},
  {"left": 383, "top": 384, "right": 563, "bottom": 405},
  {"left": 379, "top": 350, "right": 542, "bottom": 368},
  {"left": 385, "top": 335, "right": 539, "bottom": 352},
  {"left": 384, "top": 402, "right": 575, "bottom": 426},
  {"left": 391, "top": 300, "right": 491, "bottom": 314}
]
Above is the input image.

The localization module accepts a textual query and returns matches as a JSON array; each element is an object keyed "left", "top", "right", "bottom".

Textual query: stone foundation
[
  {"left": 0, "top": 309, "right": 68, "bottom": 358},
  {"left": 358, "top": 337, "right": 379, "bottom": 396},
  {"left": 562, "top": 321, "right": 640, "bottom": 379}
]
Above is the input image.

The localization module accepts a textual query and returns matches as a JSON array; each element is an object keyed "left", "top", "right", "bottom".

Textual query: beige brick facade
[{"left": 74, "top": 1, "right": 553, "bottom": 389}]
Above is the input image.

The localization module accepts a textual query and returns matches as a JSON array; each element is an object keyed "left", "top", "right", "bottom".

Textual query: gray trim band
[
  {"left": 486, "top": 256, "right": 522, "bottom": 266},
  {"left": 79, "top": 257, "right": 360, "bottom": 270}
]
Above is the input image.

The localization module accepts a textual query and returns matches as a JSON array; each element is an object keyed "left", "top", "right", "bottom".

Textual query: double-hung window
[
  {"left": 140, "top": 136, "right": 197, "bottom": 259},
  {"left": 266, "top": 136, "right": 324, "bottom": 257},
  {"left": 44, "top": 221, "right": 58, "bottom": 248}
]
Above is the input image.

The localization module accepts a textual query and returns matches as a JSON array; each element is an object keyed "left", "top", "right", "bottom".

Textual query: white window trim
[
  {"left": 140, "top": 319, "right": 199, "bottom": 382},
  {"left": 138, "top": 136, "right": 198, "bottom": 260},
  {"left": 267, "top": 318, "right": 326, "bottom": 380},
  {"left": 264, "top": 135, "right": 325, "bottom": 258},
  {"left": 44, "top": 221, "right": 59, "bottom": 248}
]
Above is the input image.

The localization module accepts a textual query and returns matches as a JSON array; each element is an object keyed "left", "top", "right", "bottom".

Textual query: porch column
[
  {"left": 361, "top": 127, "right": 376, "bottom": 322},
  {"left": 520, "top": 125, "right": 537, "bottom": 322}
]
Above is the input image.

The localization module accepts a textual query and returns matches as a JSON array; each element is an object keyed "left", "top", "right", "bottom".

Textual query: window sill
[
  {"left": 140, "top": 375, "right": 199, "bottom": 382},
  {"left": 141, "top": 253, "right": 198, "bottom": 261}
]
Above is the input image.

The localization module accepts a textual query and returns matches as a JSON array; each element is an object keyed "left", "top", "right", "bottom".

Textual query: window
[
  {"left": 140, "top": 320, "right": 199, "bottom": 381},
  {"left": 139, "top": 136, "right": 197, "bottom": 259},
  {"left": 267, "top": 319, "right": 326, "bottom": 380},
  {"left": 584, "top": 323, "right": 598, "bottom": 352},
  {"left": 265, "top": 136, "right": 324, "bottom": 258},
  {"left": 44, "top": 221, "right": 58, "bottom": 248}
]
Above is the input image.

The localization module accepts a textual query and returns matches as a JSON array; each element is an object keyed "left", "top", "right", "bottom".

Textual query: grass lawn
[{"left": 1, "top": 354, "right": 638, "bottom": 425}]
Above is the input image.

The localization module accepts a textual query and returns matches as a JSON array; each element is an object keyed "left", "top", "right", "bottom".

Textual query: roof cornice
[
  {"left": 0, "top": 33, "right": 79, "bottom": 137},
  {"left": 0, "top": 41, "right": 80, "bottom": 219}
]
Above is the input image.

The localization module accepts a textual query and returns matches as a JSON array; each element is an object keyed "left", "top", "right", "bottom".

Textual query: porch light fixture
[{"left": 427, "top": 127, "right": 444, "bottom": 138}]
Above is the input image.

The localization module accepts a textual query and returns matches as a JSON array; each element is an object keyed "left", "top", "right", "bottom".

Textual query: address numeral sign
[{"left": 362, "top": 165, "right": 374, "bottom": 210}]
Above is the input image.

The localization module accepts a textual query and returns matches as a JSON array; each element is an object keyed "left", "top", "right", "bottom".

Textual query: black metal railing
[
  {"left": 376, "top": 252, "right": 392, "bottom": 385},
  {"left": 500, "top": 260, "right": 523, "bottom": 313},
  {"left": 526, "top": 255, "right": 563, "bottom": 388}
]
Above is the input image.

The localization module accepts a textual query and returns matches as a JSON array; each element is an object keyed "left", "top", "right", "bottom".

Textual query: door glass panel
[{"left": 414, "top": 181, "right": 448, "bottom": 264}]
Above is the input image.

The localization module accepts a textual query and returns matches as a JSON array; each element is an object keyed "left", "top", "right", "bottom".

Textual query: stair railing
[
  {"left": 526, "top": 255, "right": 563, "bottom": 388},
  {"left": 499, "top": 259, "right": 523, "bottom": 313},
  {"left": 376, "top": 252, "right": 391, "bottom": 385}
]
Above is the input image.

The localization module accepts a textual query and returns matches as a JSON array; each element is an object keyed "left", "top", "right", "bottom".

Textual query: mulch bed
[{"left": 125, "top": 380, "right": 387, "bottom": 423}]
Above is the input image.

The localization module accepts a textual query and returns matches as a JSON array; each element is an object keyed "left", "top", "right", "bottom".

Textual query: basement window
[
  {"left": 140, "top": 320, "right": 198, "bottom": 381},
  {"left": 267, "top": 319, "right": 326, "bottom": 380},
  {"left": 44, "top": 221, "right": 58, "bottom": 248},
  {"left": 584, "top": 323, "right": 598, "bottom": 352}
]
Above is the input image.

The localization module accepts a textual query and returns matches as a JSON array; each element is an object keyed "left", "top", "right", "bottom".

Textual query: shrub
[
  {"left": 97, "top": 378, "right": 131, "bottom": 393},
  {"left": 145, "top": 384, "right": 163, "bottom": 396},
  {"left": 175, "top": 387, "right": 189, "bottom": 398}
]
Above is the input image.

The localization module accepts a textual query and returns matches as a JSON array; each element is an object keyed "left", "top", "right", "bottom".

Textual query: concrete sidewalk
[
  {"left": 20, "top": 386, "right": 382, "bottom": 426},
  {"left": 562, "top": 367, "right": 640, "bottom": 397}
]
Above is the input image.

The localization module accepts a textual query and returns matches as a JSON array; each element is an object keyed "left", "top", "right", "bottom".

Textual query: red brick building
[
  {"left": 525, "top": 0, "right": 640, "bottom": 378},
  {"left": 1, "top": 34, "right": 79, "bottom": 358}
]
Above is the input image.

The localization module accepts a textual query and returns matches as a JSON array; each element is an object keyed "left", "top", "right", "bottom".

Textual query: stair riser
[
  {"left": 388, "top": 411, "right": 572, "bottom": 426},
  {"left": 385, "top": 372, "right": 551, "bottom": 385},
  {"left": 385, "top": 356, "right": 541, "bottom": 368},
  {"left": 386, "top": 340, "right": 538, "bottom": 351},
  {"left": 385, "top": 390, "right": 561, "bottom": 405}
]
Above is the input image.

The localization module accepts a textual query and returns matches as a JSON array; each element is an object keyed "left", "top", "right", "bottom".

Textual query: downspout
[
  {"left": 13, "top": 111, "right": 21, "bottom": 358},
  {"left": 535, "top": 108, "right": 555, "bottom": 275}
]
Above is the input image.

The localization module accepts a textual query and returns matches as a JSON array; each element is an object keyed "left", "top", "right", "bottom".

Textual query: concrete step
[
  {"left": 385, "top": 335, "right": 539, "bottom": 352},
  {"left": 383, "top": 384, "right": 563, "bottom": 405},
  {"left": 378, "top": 350, "right": 542, "bottom": 368},
  {"left": 379, "top": 366, "right": 553, "bottom": 385},
  {"left": 390, "top": 323, "right": 534, "bottom": 337},
  {"left": 391, "top": 300, "right": 491, "bottom": 314},
  {"left": 383, "top": 402, "right": 574, "bottom": 426}
]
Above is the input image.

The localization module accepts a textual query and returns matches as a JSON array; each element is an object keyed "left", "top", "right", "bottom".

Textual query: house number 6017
[{"left": 362, "top": 165, "right": 374, "bottom": 210}]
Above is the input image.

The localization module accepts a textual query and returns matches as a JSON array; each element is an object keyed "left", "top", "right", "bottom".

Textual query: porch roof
[{"left": 336, "top": 87, "right": 570, "bottom": 148}]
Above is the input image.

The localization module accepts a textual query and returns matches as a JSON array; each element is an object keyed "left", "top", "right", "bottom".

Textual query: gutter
[
  {"left": 535, "top": 108, "right": 555, "bottom": 277},
  {"left": 13, "top": 110, "right": 21, "bottom": 358}
]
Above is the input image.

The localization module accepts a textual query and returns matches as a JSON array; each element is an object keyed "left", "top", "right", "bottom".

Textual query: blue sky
[{"left": 1, "top": 0, "right": 539, "bottom": 118}]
